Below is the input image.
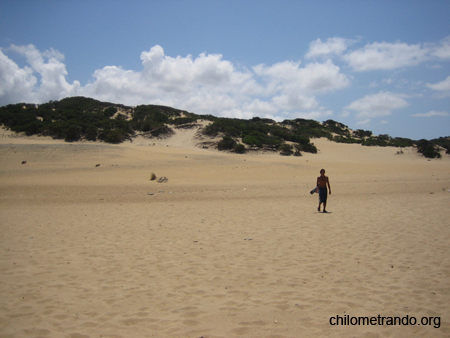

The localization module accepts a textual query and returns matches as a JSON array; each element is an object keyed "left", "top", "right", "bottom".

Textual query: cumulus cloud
[
  {"left": 345, "top": 91, "right": 409, "bottom": 120},
  {"left": 342, "top": 41, "right": 429, "bottom": 71},
  {"left": 0, "top": 48, "right": 37, "bottom": 103},
  {"left": 293, "top": 109, "right": 333, "bottom": 120},
  {"left": 305, "top": 37, "right": 353, "bottom": 59},
  {"left": 337, "top": 36, "right": 450, "bottom": 71},
  {"left": 356, "top": 119, "right": 371, "bottom": 126},
  {"left": 0, "top": 44, "right": 80, "bottom": 103},
  {"left": 2, "top": 34, "right": 449, "bottom": 125},
  {"left": 253, "top": 59, "right": 349, "bottom": 94},
  {"left": 139, "top": 45, "right": 252, "bottom": 92},
  {"left": 1, "top": 44, "right": 351, "bottom": 121},
  {"left": 426, "top": 76, "right": 450, "bottom": 93},
  {"left": 79, "top": 45, "right": 257, "bottom": 113},
  {"left": 431, "top": 36, "right": 450, "bottom": 59},
  {"left": 412, "top": 110, "right": 449, "bottom": 117},
  {"left": 249, "top": 59, "right": 349, "bottom": 119}
]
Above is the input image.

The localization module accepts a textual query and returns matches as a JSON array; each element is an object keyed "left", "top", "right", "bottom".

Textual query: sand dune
[{"left": 1, "top": 129, "right": 449, "bottom": 337}]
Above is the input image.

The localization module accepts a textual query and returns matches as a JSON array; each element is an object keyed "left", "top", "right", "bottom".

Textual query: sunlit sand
[{"left": 1, "top": 127, "right": 449, "bottom": 337}]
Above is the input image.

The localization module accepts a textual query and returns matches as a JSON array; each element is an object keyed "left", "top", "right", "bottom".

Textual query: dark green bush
[
  {"left": 99, "top": 129, "right": 126, "bottom": 143},
  {"left": 431, "top": 137, "right": 450, "bottom": 154},
  {"left": 354, "top": 129, "right": 373, "bottom": 138},
  {"left": 243, "top": 131, "right": 282, "bottom": 147},
  {"left": 0, "top": 97, "right": 446, "bottom": 159},
  {"left": 218, "top": 136, "right": 237, "bottom": 151},
  {"left": 104, "top": 107, "right": 118, "bottom": 118},
  {"left": 416, "top": 140, "right": 441, "bottom": 159},
  {"left": 138, "top": 121, "right": 164, "bottom": 133},
  {"left": 150, "top": 125, "right": 174, "bottom": 138},
  {"left": 362, "top": 138, "right": 389, "bottom": 147},
  {"left": 22, "top": 120, "right": 45, "bottom": 136},
  {"left": 299, "top": 142, "right": 318, "bottom": 154},
  {"left": 202, "top": 118, "right": 244, "bottom": 137},
  {"left": 234, "top": 143, "right": 246, "bottom": 154},
  {"left": 293, "top": 144, "right": 302, "bottom": 156},
  {"left": 323, "top": 119, "right": 350, "bottom": 136},
  {"left": 65, "top": 125, "right": 82, "bottom": 142},
  {"left": 242, "top": 134, "right": 262, "bottom": 147},
  {"left": 171, "top": 117, "right": 198, "bottom": 125},
  {"left": 45, "top": 121, "right": 72, "bottom": 139},
  {"left": 85, "top": 125, "right": 98, "bottom": 141},
  {"left": 279, "top": 143, "right": 293, "bottom": 156}
]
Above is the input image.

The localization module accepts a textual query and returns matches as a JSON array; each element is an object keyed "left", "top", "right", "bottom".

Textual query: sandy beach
[{"left": 1, "top": 127, "right": 449, "bottom": 338}]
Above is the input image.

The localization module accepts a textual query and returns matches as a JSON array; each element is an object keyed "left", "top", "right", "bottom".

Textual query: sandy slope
[{"left": 1, "top": 128, "right": 449, "bottom": 338}]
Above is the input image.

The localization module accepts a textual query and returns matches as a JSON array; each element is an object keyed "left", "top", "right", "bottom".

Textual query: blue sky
[{"left": 1, "top": 0, "right": 449, "bottom": 140}]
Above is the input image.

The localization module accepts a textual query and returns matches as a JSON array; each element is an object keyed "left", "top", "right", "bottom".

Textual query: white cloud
[
  {"left": 412, "top": 110, "right": 449, "bottom": 117},
  {"left": 78, "top": 46, "right": 267, "bottom": 117},
  {"left": 271, "top": 93, "right": 318, "bottom": 111},
  {"left": 294, "top": 109, "right": 333, "bottom": 120},
  {"left": 0, "top": 48, "right": 37, "bottom": 103},
  {"left": 253, "top": 59, "right": 349, "bottom": 94},
  {"left": 221, "top": 108, "right": 255, "bottom": 120},
  {"left": 426, "top": 76, "right": 450, "bottom": 92},
  {"left": 261, "top": 108, "right": 333, "bottom": 123},
  {"left": 1, "top": 44, "right": 350, "bottom": 121},
  {"left": 342, "top": 41, "right": 429, "bottom": 71},
  {"left": 10, "top": 41, "right": 449, "bottom": 127},
  {"left": 356, "top": 119, "right": 371, "bottom": 125},
  {"left": 248, "top": 59, "right": 349, "bottom": 117},
  {"left": 339, "top": 36, "right": 450, "bottom": 72},
  {"left": 85, "top": 46, "right": 349, "bottom": 119},
  {"left": 242, "top": 99, "right": 278, "bottom": 115},
  {"left": 139, "top": 45, "right": 253, "bottom": 93},
  {"left": 80, "top": 45, "right": 257, "bottom": 110},
  {"left": 0, "top": 44, "right": 80, "bottom": 104},
  {"left": 345, "top": 91, "right": 409, "bottom": 119},
  {"left": 305, "top": 37, "right": 352, "bottom": 59},
  {"left": 431, "top": 36, "right": 450, "bottom": 59}
]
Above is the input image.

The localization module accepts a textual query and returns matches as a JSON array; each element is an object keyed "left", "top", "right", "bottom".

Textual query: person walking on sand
[{"left": 317, "top": 169, "right": 331, "bottom": 213}]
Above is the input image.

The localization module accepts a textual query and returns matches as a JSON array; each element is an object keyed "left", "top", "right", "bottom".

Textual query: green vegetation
[
  {"left": 279, "top": 144, "right": 293, "bottom": 156},
  {"left": 217, "top": 136, "right": 247, "bottom": 153},
  {"left": 0, "top": 97, "right": 189, "bottom": 144},
  {"left": 416, "top": 139, "right": 442, "bottom": 159},
  {"left": 234, "top": 143, "right": 246, "bottom": 154},
  {"left": 202, "top": 116, "right": 318, "bottom": 154},
  {"left": 0, "top": 96, "right": 447, "bottom": 158},
  {"left": 432, "top": 137, "right": 450, "bottom": 155},
  {"left": 217, "top": 136, "right": 237, "bottom": 151}
]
